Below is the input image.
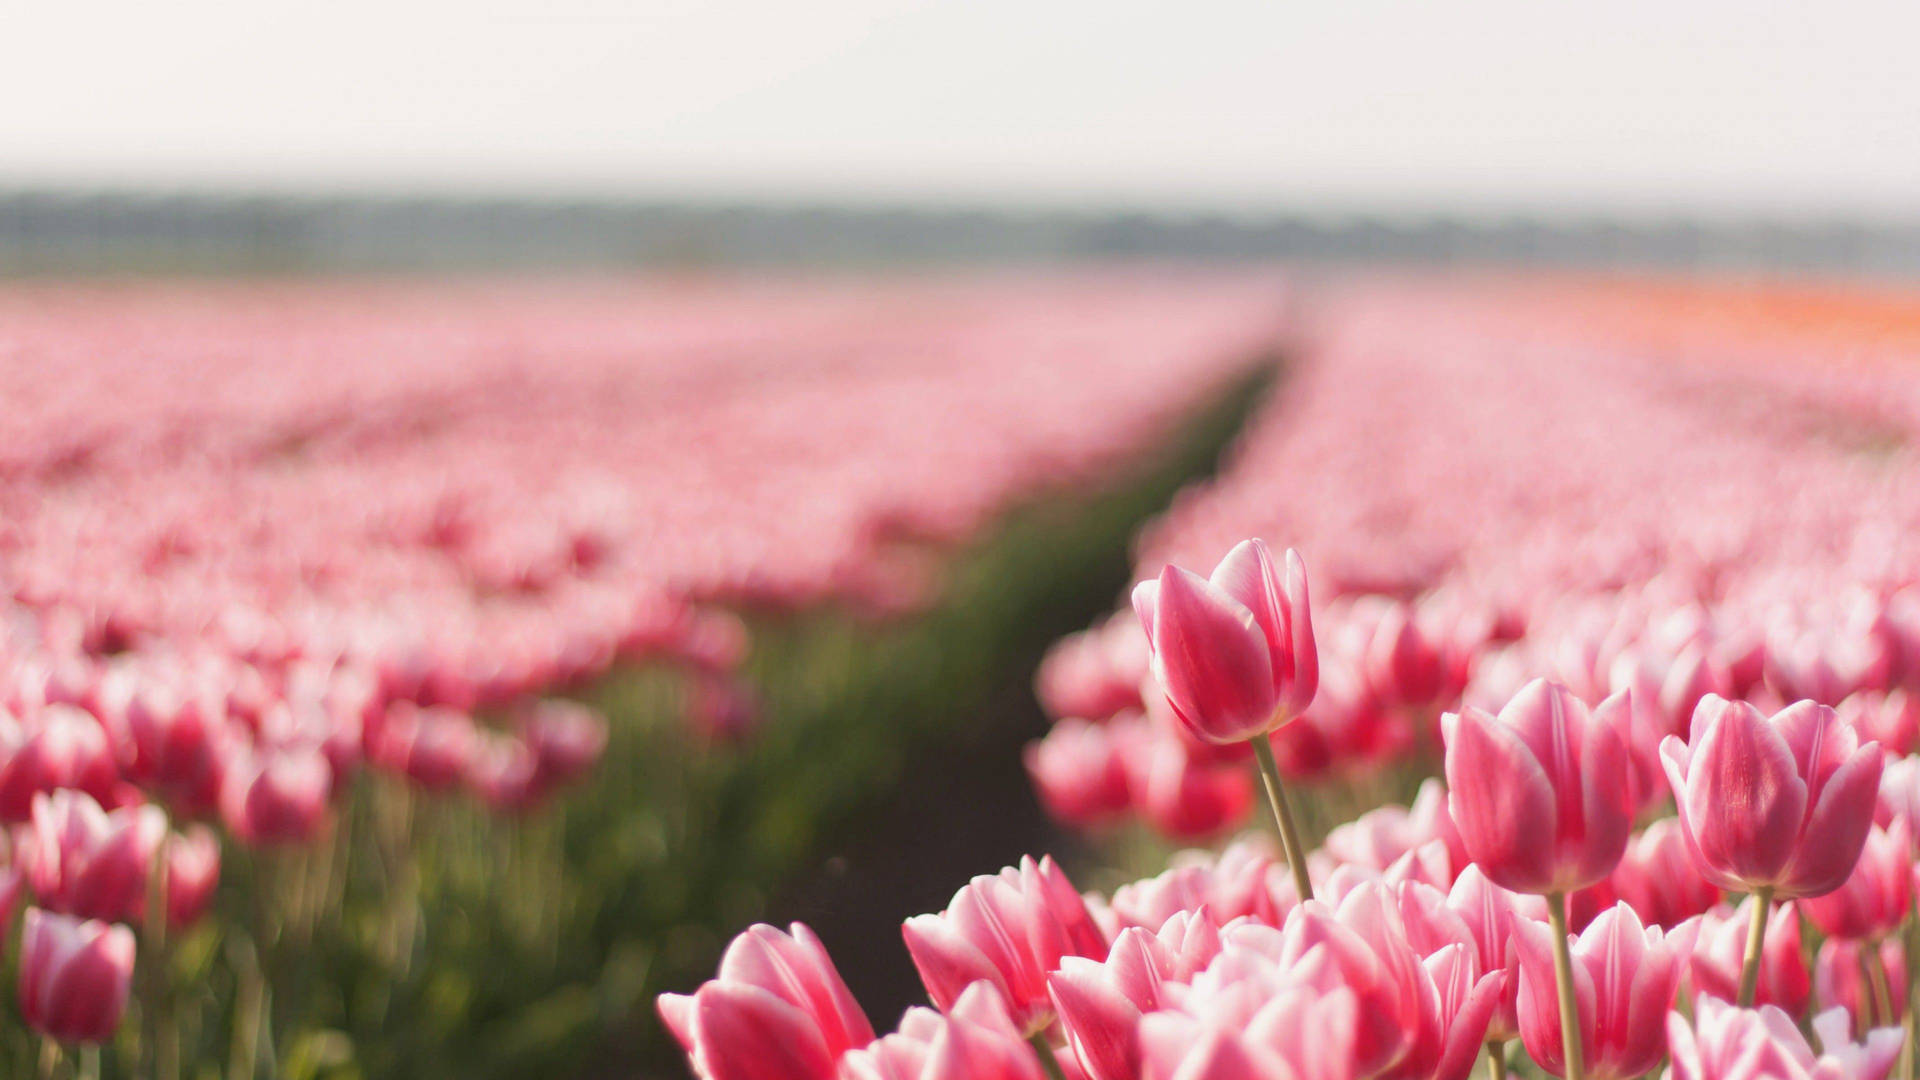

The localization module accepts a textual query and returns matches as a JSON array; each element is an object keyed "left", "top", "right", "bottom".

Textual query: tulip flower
[
  {"left": 1688, "top": 898, "right": 1809, "bottom": 1017},
  {"left": 1668, "top": 998, "right": 1902, "bottom": 1080},
  {"left": 1133, "top": 540, "right": 1317, "bottom": 898},
  {"left": 1439, "top": 865, "right": 1549, "bottom": 1046},
  {"left": 903, "top": 856, "right": 1107, "bottom": 1034},
  {"left": 1025, "top": 719, "right": 1131, "bottom": 829},
  {"left": 1799, "top": 819, "right": 1910, "bottom": 942},
  {"left": 369, "top": 704, "right": 478, "bottom": 790},
  {"left": 1605, "top": 819, "right": 1720, "bottom": 929},
  {"left": 1662, "top": 697, "right": 1883, "bottom": 900},
  {"left": 1120, "top": 726, "right": 1255, "bottom": 842},
  {"left": 0, "top": 705, "right": 121, "bottom": 823},
  {"left": 219, "top": 746, "right": 332, "bottom": 846},
  {"left": 839, "top": 983, "right": 1045, "bottom": 1080},
  {"left": 1050, "top": 925, "right": 1190, "bottom": 1080},
  {"left": 1443, "top": 679, "right": 1634, "bottom": 898},
  {"left": 22, "top": 790, "right": 167, "bottom": 924},
  {"left": 1512, "top": 902, "right": 1697, "bottom": 1080},
  {"left": 18, "top": 907, "right": 136, "bottom": 1045},
  {"left": 1106, "top": 839, "right": 1286, "bottom": 932},
  {"left": 1662, "top": 696, "right": 1883, "bottom": 1005},
  {"left": 658, "top": 922, "right": 873, "bottom": 1080},
  {"left": 1816, "top": 938, "right": 1906, "bottom": 1036},
  {"left": 163, "top": 826, "right": 221, "bottom": 929},
  {"left": 519, "top": 699, "right": 607, "bottom": 789}
]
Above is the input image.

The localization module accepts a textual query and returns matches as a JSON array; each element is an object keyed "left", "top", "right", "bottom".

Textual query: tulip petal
[{"left": 1444, "top": 708, "right": 1557, "bottom": 894}]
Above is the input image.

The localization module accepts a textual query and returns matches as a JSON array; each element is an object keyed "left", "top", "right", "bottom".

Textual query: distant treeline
[{"left": 3, "top": 189, "right": 1919, "bottom": 274}]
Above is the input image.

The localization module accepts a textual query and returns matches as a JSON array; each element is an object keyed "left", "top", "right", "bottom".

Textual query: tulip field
[
  {"left": 8, "top": 266, "right": 1920, "bottom": 1080},
  {"left": 672, "top": 271, "right": 1920, "bottom": 1080}
]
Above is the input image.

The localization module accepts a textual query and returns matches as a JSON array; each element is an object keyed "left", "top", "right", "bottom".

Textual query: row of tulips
[
  {"left": 1030, "top": 276, "right": 1920, "bottom": 842},
  {"left": 665, "top": 538, "right": 1920, "bottom": 1080}
]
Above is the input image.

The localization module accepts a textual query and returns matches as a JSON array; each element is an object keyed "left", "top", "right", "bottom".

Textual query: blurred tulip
[
  {"left": 1605, "top": 819, "right": 1720, "bottom": 928},
  {"left": 18, "top": 907, "right": 135, "bottom": 1045},
  {"left": 1688, "top": 898, "right": 1809, "bottom": 1015},
  {"left": 164, "top": 825, "right": 221, "bottom": 929},
  {"left": 22, "top": 790, "right": 166, "bottom": 924},
  {"left": 1816, "top": 937, "right": 1907, "bottom": 1036},
  {"left": 220, "top": 747, "right": 331, "bottom": 846},
  {"left": 838, "top": 983, "right": 1043, "bottom": 1080},
  {"left": 1799, "top": 819, "right": 1911, "bottom": 941},
  {"left": 1025, "top": 719, "right": 1130, "bottom": 829}
]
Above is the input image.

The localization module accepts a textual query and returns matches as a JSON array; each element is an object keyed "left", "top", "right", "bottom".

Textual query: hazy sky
[{"left": 3, "top": 1, "right": 1918, "bottom": 219}]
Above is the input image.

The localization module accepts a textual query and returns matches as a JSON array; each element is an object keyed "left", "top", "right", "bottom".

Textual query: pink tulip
[
  {"left": 1874, "top": 754, "right": 1920, "bottom": 836},
  {"left": 1688, "top": 898, "right": 1810, "bottom": 1015},
  {"left": 1512, "top": 902, "right": 1696, "bottom": 1080},
  {"left": 1107, "top": 839, "right": 1287, "bottom": 932},
  {"left": 220, "top": 746, "right": 332, "bottom": 846},
  {"left": 1319, "top": 779, "right": 1467, "bottom": 885},
  {"left": 1441, "top": 864, "right": 1549, "bottom": 1044},
  {"left": 120, "top": 681, "right": 229, "bottom": 817},
  {"left": 1120, "top": 726, "right": 1255, "bottom": 841},
  {"left": 18, "top": 907, "right": 135, "bottom": 1045},
  {"left": 1442, "top": 679, "right": 1634, "bottom": 895},
  {"left": 519, "top": 699, "right": 607, "bottom": 788},
  {"left": 1051, "top": 914, "right": 1221, "bottom": 1080},
  {"left": 838, "top": 983, "right": 1043, "bottom": 1080},
  {"left": 1800, "top": 819, "right": 1911, "bottom": 941},
  {"left": 1669, "top": 997, "right": 1902, "bottom": 1080},
  {"left": 1025, "top": 720, "right": 1130, "bottom": 829},
  {"left": 1839, "top": 690, "right": 1920, "bottom": 758},
  {"left": 369, "top": 704, "right": 478, "bottom": 790},
  {"left": 1662, "top": 697, "right": 1883, "bottom": 898},
  {"left": 164, "top": 825, "right": 221, "bottom": 929},
  {"left": 1137, "top": 985, "right": 1360, "bottom": 1080},
  {"left": 0, "top": 705, "right": 121, "bottom": 822},
  {"left": 22, "top": 790, "right": 166, "bottom": 924},
  {"left": 1816, "top": 938, "right": 1907, "bottom": 1036},
  {"left": 903, "top": 856, "right": 1107, "bottom": 1034},
  {"left": 1605, "top": 819, "right": 1720, "bottom": 929},
  {"left": 1131, "top": 539, "right": 1316, "bottom": 744},
  {"left": 1363, "top": 601, "right": 1446, "bottom": 708},
  {"left": 658, "top": 922, "right": 873, "bottom": 1080}
]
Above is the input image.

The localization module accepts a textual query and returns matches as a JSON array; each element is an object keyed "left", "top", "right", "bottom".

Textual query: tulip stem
[
  {"left": 35, "top": 1037, "right": 57, "bottom": 1080},
  {"left": 75, "top": 1046, "right": 97, "bottom": 1080},
  {"left": 1866, "top": 943, "right": 1896, "bottom": 1029},
  {"left": 1485, "top": 1041, "right": 1508, "bottom": 1080},
  {"left": 1028, "top": 1032, "right": 1068, "bottom": 1080},
  {"left": 1546, "top": 892, "right": 1586, "bottom": 1080},
  {"left": 144, "top": 847, "right": 178, "bottom": 1080},
  {"left": 1737, "top": 887, "right": 1774, "bottom": 1008},
  {"left": 1251, "top": 733, "right": 1314, "bottom": 902}
]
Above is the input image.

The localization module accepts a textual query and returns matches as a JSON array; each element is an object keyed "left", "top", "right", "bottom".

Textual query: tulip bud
[
  {"left": 1025, "top": 720, "right": 1130, "bottom": 829},
  {"left": 164, "top": 826, "right": 221, "bottom": 929},
  {"left": 1606, "top": 819, "right": 1720, "bottom": 929},
  {"left": 657, "top": 922, "right": 871, "bottom": 1080},
  {"left": 1132, "top": 540, "right": 1316, "bottom": 745},
  {"left": 1443, "top": 680, "right": 1634, "bottom": 895},
  {"left": 18, "top": 908, "right": 135, "bottom": 1045},
  {"left": 1816, "top": 938, "right": 1907, "bottom": 1038},
  {"left": 1662, "top": 697, "right": 1883, "bottom": 899},
  {"left": 1689, "top": 898, "right": 1809, "bottom": 1015},
  {"left": 903, "top": 856, "right": 1107, "bottom": 1034}
]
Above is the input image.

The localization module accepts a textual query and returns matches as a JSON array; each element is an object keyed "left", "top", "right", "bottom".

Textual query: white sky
[{"left": 2, "top": 1, "right": 1918, "bottom": 220}]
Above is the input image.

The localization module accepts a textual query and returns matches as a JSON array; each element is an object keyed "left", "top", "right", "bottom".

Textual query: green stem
[
  {"left": 144, "top": 844, "right": 177, "bottom": 1080},
  {"left": 36, "top": 1037, "right": 58, "bottom": 1080},
  {"left": 1250, "top": 733, "right": 1314, "bottom": 902},
  {"left": 1547, "top": 892, "right": 1586, "bottom": 1080},
  {"left": 1028, "top": 1032, "right": 1067, "bottom": 1080},
  {"left": 1738, "top": 887, "right": 1774, "bottom": 1008},
  {"left": 1486, "top": 1041, "right": 1508, "bottom": 1080},
  {"left": 75, "top": 1046, "right": 98, "bottom": 1080},
  {"left": 229, "top": 932, "right": 265, "bottom": 1080},
  {"left": 1866, "top": 941, "right": 1896, "bottom": 1031}
]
